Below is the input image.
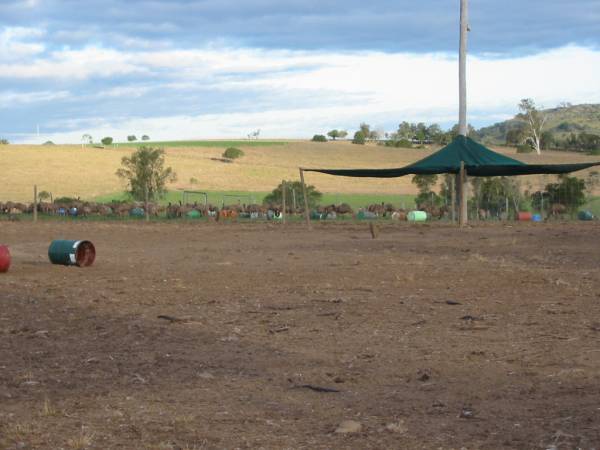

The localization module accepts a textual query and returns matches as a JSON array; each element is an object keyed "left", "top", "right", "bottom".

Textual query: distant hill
[{"left": 478, "top": 104, "right": 600, "bottom": 145}]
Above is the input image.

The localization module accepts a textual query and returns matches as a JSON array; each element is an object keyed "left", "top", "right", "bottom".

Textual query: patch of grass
[
  {"left": 66, "top": 426, "right": 94, "bottom": 450},
  {"left": 41, "top": 397, "right": 58, "bottom": 417},
  {"left": 118, "top": 140, "right": 287, "bottom": 148}
]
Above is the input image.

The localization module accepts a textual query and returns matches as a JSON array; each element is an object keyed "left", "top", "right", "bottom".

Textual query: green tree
[
  {"left": 0, "top": 139, "right": 9, "bottom": 145},
  {"left": 338, "top": 130, "right": 348, "bottom": 139},
  {"left": 352, "top": 131, "right": 366, "bottom": 145},
  {"left": 397, "top": 121, "right": 412, "bottom": 140},
  {"left": 327, "top": 130, "right": 340, "bottom": 140},
  {"left": 505, "top": 125, "right": 527, "bottom": 146},
  {"left": 127, "top": 135, "right": 137, "bottom": 142},
  {"left": 38, "top": 190, "right": 51, "bottom": 202},
  {"left": 101, "top": 137, "right": 113, "bottom": 145},
  {"left": 263, "top": 180, "right": 322, "bottom": 209},
  {"left": 141, "top": 135, "right": 150, "bottom": 141},
  {"left": 518, "top": 98, "right": 547, "bottom": 155},
  {"left": 116, "top": 146, "right": 177, "bottom": 201},
  {"left": 545, "top": 175, "right": 586, "bottom": 215},
  {"left": 359, "top": 123, "right": 371, "bottom": 140},
  {"left": 312, "top": 134, "right": 328, "bottom": 142}
]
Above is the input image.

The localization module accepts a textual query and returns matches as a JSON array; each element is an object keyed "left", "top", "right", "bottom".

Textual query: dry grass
[
  {"left": 1, "top": 141, "right": 599, "bottom": 202},
  {"left": 66, "top": 426, "right": 94, "bottom": 450}
]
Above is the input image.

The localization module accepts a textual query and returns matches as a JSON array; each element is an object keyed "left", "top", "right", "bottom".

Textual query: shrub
[
  {"left": 54, "top": 196, "right": 78, "bottom": 204},
  {"left": 127, "top": 135, "right": 137, "bottom": 142},
  {"left": 189, "top": 177, "right": 199, "bottom": 185},
  {"left": 141, "top": 135, "right": 150, "bottom": 141},
  {"left": 352, "top": 131, "right": 366, "bottom": 145},
  {"left": 312, "top": 134, "right": 328, "bottom": 142},
  {"left": 516, "top": 144, "right": 533, "bottom": 154},
  {"left": 0, "top": 139, "right": 8, "bottom": 145},
  {"left": 101, "top": 137, "right": 113, "bottom": 145},
  {"left": 222, "top": 147, "right": 245, "bottom": 159},
  {"left": 42, "top": 141, "right": 55, "bottom": 145},
  {"left": 385, "top": 139, "right": 413, "bottom": 148}
]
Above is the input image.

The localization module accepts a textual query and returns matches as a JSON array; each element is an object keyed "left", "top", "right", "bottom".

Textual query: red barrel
[
  {"left": 516, "top": 212, "right": 532, "bottom": 221},
  {"left": 0, "top": 246, "right": 11, "bottom": 273}
]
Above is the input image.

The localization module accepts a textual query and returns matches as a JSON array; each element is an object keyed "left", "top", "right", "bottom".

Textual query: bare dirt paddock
[{"left": 1, "top": 221, "right": 599, "bottom": 450}]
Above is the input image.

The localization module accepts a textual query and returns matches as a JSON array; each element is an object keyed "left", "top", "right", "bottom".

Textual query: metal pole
[
  {"left": 299, "top": 169, "right": 312, "bottom": 230},
  {"left": 459, "top": 0, "right": 469, "bottom": 136}
]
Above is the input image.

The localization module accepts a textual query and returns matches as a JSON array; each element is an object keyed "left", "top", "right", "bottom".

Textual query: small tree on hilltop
[
  {"left": 518, "top": 98, "right": 547, "bottom": 155},
  {"left": 116, "top": 146, "right": 177, "bottom": 201},
  {"left": 142, "top": 135, "right": 150, "bottom": 141},
  {"left": 327, "top": 130, "right": 340, "bottom": 140},
  {"left": 127, "top": 135, "right": 137, "bottom": 142}
]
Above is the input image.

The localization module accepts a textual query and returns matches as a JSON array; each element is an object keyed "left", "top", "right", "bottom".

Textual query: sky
[{"left": 1, "top": 0, "right": 600, "bottom": 143}]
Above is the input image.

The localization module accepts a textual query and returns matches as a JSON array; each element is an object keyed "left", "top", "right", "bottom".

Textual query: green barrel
[
  {"left": 407, "top": 210, "right": 427, "bottom": 222},
  {"left": 186, "top": 210, "right": 202, "bottom": 219},
  {"left": 578, "top": 210, "right": 594, "bottom": 221},
  {"left": 48, "top": 240, "right": 96, "bottom": 267}
]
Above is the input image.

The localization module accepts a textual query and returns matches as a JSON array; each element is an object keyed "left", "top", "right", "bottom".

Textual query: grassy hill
[
  {"left": 1, "top": 140, "right": 599, "bottom": 204},
  {"left": 478, "top": 103, "right": 600, "bottom": 145}
]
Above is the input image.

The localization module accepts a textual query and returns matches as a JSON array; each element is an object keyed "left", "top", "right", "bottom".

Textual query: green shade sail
[{"left": 305, "top": 136, "right": 600, "bottom": 178}]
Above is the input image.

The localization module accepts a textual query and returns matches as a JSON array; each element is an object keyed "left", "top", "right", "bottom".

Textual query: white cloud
[
  {"left": 0, "top": 27, "right": 46, "bottom": 60},
  {"left": 0, "top": 90, "right": 70, "bottom": 108},
  {"left": 3, "top": 37, "right": 600, "bottom": 142}
]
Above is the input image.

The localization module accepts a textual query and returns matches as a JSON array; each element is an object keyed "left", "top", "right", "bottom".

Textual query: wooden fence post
[
  {"left": 33, "top": 185, "right": 38, "bottom": 223},
  {"left": 299, "top": 169, "right": 312, "bottom": 230},
  {"left": 144, "top": 184, "right": 150, "bottom": 222},
  {"left": 281, "top": 180, "right": 286, "bottom": 225}
]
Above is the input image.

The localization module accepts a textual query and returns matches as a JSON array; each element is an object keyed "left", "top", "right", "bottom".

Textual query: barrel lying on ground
[
  {"left": 0, "top": 245, "right": 11, "bottom": 273},
  {"left": 48, "top": 240, "right": 96, "bottom": 267},
  {"left": 407, "top": 211, "right": 427, "bottom": 222}
]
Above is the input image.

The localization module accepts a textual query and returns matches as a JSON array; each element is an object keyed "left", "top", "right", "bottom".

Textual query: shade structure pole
[
  {"left": 459, "top": 0, "right": 469, "bottom": 136},
  {"left": 299, "top": 169, "right": 312, "bottom": 230},
  {"left": 457, "top": 0, "right": 469, "bottom": 226}
]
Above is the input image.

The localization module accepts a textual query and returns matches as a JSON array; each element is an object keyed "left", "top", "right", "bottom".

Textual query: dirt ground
[{"left": 1, "top": 220, "right": 599, "bottom": 450}]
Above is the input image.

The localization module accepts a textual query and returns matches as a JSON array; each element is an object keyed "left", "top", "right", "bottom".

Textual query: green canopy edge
[{"left": 304, "top": 136, "right": 600, "bottom": 178}]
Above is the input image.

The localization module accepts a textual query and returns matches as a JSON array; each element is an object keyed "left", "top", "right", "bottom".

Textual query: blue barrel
[
  {"left": 48, "top": 240, "right": 96, "bottom": 267},
  {"left": 532, "top": 214, "right": 542, "bottom": 222},
  {"left": 130, "top": 207, "right": 145, "bottom": 217},
  {"left": 578, "top": 210, "right": 594, "bottom": 221}
]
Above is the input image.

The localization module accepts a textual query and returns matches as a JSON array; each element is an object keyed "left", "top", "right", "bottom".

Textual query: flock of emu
[{"left": 0, "top": 199, "right": 443, "bottom": 220}]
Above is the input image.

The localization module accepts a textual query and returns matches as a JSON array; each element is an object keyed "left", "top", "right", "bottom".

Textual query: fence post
[
  {"left": 299, "top": 169, "right": 312, "bottom": 230},
  {"left": 33, "top": 185, "right": 38, "bottom": 223},
  {"left": 144, "top": 184, "right": 150, "bottom": 222},
  {"left": 281, "top": 180, "right": 286, "bottom": 225}
]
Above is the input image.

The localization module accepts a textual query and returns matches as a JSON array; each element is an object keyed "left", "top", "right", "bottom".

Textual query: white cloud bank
[{"left": 2, "top": 28, "right": 599, "bottom": 143}]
